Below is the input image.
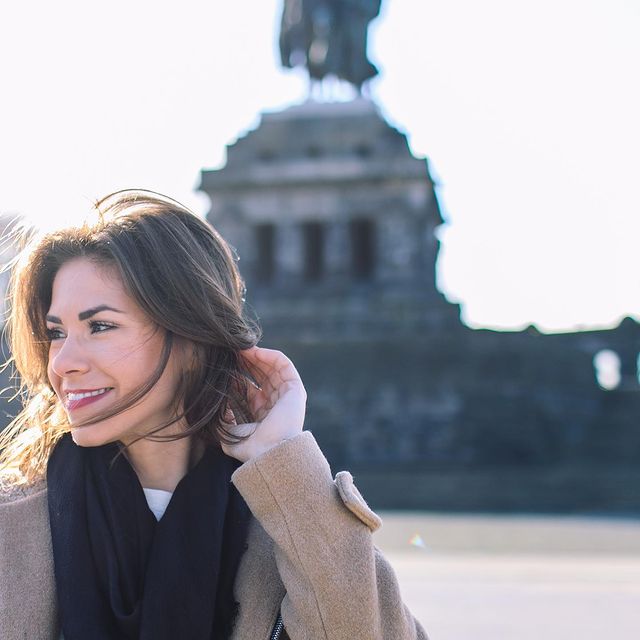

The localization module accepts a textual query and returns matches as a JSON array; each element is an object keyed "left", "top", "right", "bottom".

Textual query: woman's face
[{"left": 46, "top": 257, "right": 187, "bottom": 447}]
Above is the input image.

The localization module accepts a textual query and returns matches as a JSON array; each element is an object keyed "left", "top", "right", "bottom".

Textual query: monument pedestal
[
  {"left": 198, "top": 100, "right": 640, "bottom": 515},
  {"left": 198, "top": 98, "right": 459, "bottom": 341}
]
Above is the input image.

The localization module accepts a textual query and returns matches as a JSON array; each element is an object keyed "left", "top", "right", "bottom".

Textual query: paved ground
[{"left": 375, "top": 513, "right": 640, "bottom": 640}]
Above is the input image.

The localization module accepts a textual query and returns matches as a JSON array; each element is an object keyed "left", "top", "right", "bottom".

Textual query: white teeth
[{"left": 67, "top": 388, "right": 110, "bottom": 402}]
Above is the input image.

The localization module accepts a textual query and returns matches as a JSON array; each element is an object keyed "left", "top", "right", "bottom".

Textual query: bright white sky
[{"left": 1, "top": 0, "right": 638, "bottom": 333}]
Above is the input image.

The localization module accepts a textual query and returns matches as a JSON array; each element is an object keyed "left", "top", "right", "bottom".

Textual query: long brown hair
[{"left": 0, "top": 189, "right": 260, "bottom": 486}]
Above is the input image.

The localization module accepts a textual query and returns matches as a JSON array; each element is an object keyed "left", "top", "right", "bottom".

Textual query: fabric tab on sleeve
[{"left": 334, "top": 471, "right": 383, "bottom": 532}]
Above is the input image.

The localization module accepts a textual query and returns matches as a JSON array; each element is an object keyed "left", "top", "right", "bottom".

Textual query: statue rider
[{"left": 279, "top": 0, "right": 382, "bottom": 94}]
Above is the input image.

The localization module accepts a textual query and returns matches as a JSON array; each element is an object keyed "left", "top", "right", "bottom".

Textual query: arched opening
[
  {"left": 255, "top": 223, "right": 275, "bottom": 283},
  {"left": 593, "top": 350, "right": 621, "bottom": 390},
  {"left": 302, "top": 221, "right": 324, "bottom": 282},
  {"left": 349, "top": 218, "right": 375, "bottom": 280}
]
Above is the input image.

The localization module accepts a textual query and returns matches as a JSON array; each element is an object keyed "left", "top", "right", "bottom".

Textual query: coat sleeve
[{"left": 231, "top": 431, "right": 428, "bottom": 640}]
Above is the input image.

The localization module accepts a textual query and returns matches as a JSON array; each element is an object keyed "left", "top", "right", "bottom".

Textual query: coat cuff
[{"left": 230, "top": 431, "right": 381, "bottom": 532}]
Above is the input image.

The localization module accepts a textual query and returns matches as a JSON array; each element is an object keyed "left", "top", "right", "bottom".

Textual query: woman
[{"left": 0, "top": 190, "right": 427, "bottom": 639}]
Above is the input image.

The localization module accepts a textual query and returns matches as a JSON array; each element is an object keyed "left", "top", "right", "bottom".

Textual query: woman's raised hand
[{"left": 221, "top": 346, "right": 307, "bottom": 463}]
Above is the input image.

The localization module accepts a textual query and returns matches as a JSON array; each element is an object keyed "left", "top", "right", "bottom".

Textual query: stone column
[
  {"left": 275, "top": 222, "right": 304, "bottom": 286},
  {"left": 325, "top": 220, "right": 350, "bottom": 283},
  {"left": 377, "top": 214, "right": 416, "bottom": 283}
]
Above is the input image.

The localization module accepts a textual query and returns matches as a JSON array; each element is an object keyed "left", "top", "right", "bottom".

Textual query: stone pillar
[
  {"left": 325, "top": 220, "right": 350, "bottom": 282},
  {"left": 377, "top": 214, "right": 416, "bottom": 283},
  {"left": 275, "top": 222, "right": 304, "bottom": 285}
]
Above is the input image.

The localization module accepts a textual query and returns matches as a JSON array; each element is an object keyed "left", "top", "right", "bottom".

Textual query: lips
[{"left": 64, "top": 387, "right": 113, "bottom": 412}]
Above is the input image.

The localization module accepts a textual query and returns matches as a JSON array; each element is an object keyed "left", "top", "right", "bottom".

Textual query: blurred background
[{"left": 1, "top": 1, "right": 639, "bottom": 637}]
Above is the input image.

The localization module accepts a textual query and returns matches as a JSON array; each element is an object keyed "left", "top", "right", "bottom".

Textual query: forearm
[{"left": 231, "top": 431, "right": 427, "bottom": 639}]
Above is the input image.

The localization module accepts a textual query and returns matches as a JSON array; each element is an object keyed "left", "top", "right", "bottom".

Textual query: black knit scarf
[{"left": 47, "top": 433, "right": 250, "bottom": 640}]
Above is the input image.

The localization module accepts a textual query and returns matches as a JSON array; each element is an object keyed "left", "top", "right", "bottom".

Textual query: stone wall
[{"left": 199, "top": 98, "right": 640, "bottom": 512}]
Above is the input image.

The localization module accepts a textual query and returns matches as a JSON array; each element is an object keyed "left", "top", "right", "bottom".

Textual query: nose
[{"left": 49, "top": 335, "right": 91, "bottom": 378}]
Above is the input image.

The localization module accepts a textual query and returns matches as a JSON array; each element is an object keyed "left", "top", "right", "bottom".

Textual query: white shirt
[{"left": 142, "top": 487, "right": 173, "bottom": 521}]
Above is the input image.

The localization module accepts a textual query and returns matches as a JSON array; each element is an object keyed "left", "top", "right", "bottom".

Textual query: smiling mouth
[
  {"left": 65, "top": 387, "right": 114, "bottom": 411},
  {"left": 67, "top": 387, "right": 111, "bottom": 401}
]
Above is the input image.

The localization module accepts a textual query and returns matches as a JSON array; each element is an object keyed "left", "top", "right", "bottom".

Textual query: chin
[{"left": 69, "top": 424, "right": 117, "bottom": 448}]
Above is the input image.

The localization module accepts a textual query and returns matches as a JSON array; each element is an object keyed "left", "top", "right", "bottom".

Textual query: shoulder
[
  {"left": 0, "top": 481, "right": 49, "bottom": 543},
  {"left": 0, "top": 479, "right": 51, "bottom": 584},
  {"left": 0, "top": 480, "right": 58, "bottom": 640},
  {"left": 0, "top": 478, "right": 48, "bottom": 508},
  {"left": 0, "top": 479, "right": 52, "bottom": 586}
]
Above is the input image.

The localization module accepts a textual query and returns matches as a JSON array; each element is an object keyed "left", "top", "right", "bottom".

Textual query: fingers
[
  {"left": 241, "top": 346, "right": 294, "bottom": 371},
  {"left": 240, "top": 346, "right": 303, "bottom": 388},
  {"left": 222, "top": 348, "right": 306, "bottom": 463},
  {"left": 223, "top": 406, "right": 238, "bottom": 426},
  {"left": 239, "top": 349, "right": 306, "bottom": 423}
]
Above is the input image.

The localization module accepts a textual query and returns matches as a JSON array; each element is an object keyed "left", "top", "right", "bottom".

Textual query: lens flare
[{"left": 409, "top": 533, "right": 426, "bottom": 549}]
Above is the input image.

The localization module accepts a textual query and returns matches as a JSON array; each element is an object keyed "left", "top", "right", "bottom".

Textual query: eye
[
  {"left": 46, "top": 327, "right": 64, "bottom": 341},
  {"left": 89, "top": 320, "right": 116, "bottom": 334}
]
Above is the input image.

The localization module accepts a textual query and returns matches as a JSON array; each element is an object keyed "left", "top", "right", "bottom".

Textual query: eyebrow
[{"left": 46, "top": 305, "right": 124, "bottom": 324}]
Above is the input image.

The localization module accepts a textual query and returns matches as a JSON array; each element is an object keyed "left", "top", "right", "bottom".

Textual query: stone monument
[
  {"left": 201, "top": 0, "right": 455, "bottom": 338},
  {"left": 197, "top": 5, "right": 640, "bottom": 512},
  {"left": 199, "top": 99, "right": 457, "bottom": 340}
]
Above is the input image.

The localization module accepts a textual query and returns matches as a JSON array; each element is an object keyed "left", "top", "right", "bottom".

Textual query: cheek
[
  {"left": 150, "top": 350, "right": 188, "bottom": 402},
  {"left": 46, "top": 357, "right": 59, "bottom": 391},
  {"left": 114, "top": 337, "right": 169, "bottom": 394},
  {"left": 124, "top": 347, "right": 162, "bottom": 377},
  {"left": 93, "top": 339, "right": 149, "bottom": 378},
  {"left": 154, "top": 357, "right": 184, "bottom": 395}
]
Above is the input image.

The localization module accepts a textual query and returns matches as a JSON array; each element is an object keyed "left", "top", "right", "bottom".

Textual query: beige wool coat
[{"left": 0, "top": 431, "right": 428, "bottom": 639}]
